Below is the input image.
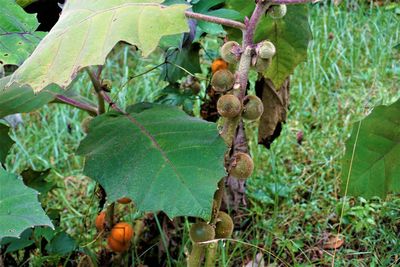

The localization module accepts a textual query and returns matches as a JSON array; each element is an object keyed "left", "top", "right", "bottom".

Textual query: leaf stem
[
  {"left": 184, "top": 11, "right": 246, "bottom": 30},
  {"left": 54, "top": 94, "right": 98, "bottom": 116}
]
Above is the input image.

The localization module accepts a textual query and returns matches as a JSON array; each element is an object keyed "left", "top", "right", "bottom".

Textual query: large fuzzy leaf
[
  {"left": 0, "top": 123, "right": 14, "bottom": 164},
  {"left": 341, "top": 99, "right": 400, "bottom": 198},
  {"left": 9, "top": 0, "right": 190, "bottom": 92},
  {"left": 0, "top": 167, "right": 53, "bottom": 240},
  {"left": 0, "top": 0, "right": 45, "bottom": 66},
  {"left": 77, "top": 104, "right": 226, "bottom": 220},
  {"left": 225, "top": 2, "right": 312, "bottom": 88}
]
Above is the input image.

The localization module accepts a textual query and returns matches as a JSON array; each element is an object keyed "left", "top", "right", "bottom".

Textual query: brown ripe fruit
[
  {"left": 95, "top": 211, "right": 106, "bottom": 231},
  {"left": 211, "top": 58, "right": 229, "bottom": 74},
  {"left": 242, "top": 95, "right": 264, "bottom": 121},
  {"left": 117, "top": 197, "right": 132, "bottom": 204},
  {"left": 217, "top": 94, "right": 241, "bottom": 118},
  {"left": 211, "top": 69, "right": 235, "bottom": 92},
  {"left": 215, "top": 211, "right": 234, "bottom": 239},
  {"left": 110, "top": 222, "right": 134, "bottom": 244},
  {"left": 220, "top": 41, "right": 240, "bottom": 64},
  {"left": 107, "top": 235, "right": 130, "bottom": 253},
  {"left": 230, "top": 152, "right": 254, "bottom": 179},
  {"left": 189, "top": 222, "right": 215, "bottom": 243}
]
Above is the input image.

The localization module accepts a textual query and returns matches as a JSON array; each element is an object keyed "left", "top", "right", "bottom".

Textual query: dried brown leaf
[{"left": 256, "top": 77, "right": 290, "bottom": 149}]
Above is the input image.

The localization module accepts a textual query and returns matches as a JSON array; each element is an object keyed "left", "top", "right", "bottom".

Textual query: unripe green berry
[
  {"left": 220, "top": 41, "right": 240, "bottom": 64},
  {"left": 211, "top": 69, "right": 235, "bottom": 92},
  {"left": 230, "top": 152, "right": 254, "bottom": 179},
  {"left": 242, "top": 95, "right": 264, "bottom": 121},
  {"left": 257, "top": 41, "right": 276, "bottom": 59},
  {"left": 269, "top": 4, "right": 287, "bottom": 19},
  {"left": 254, "top": 57, "right": 271, "bottom": 73},
  {"left": 189, "top": 222, "right": 215, "bottom": 243},
  {"left": 81, "top": 116, "right": 93, "bottom": 134},
  {"left": 215, "top": 212, "right": 234, "bottom": 239},
  {"left": 217, "top": 94, "right": 242, "bottom": 118}
]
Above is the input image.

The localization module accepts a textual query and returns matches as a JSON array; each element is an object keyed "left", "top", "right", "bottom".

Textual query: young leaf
[
  {"left": 0, "top": 167, "right": 53, "bottom": 240},
  {"left": 0, "top": 0, "right": 46, "bottom": 66},
  {"left": 9, "top": 0, "right": 190, "bottom": 92},
  {"left": 0, "top": 123, "right": 14, "bottom": 164},
  {"left": 77, "top": 104, "right": 226, "bottom": 220},
  {"left": 341, "top": 99, "right": 400, "bottom": 198}
]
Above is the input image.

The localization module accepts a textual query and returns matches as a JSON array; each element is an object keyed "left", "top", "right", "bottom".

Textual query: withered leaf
[{"left": 255, "top": 77, "right": 290, "bottom": 149}]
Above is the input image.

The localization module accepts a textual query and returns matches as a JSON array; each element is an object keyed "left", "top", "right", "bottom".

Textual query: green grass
[{"left": 4, "top": 3, "right": 400, "bottom": 267}]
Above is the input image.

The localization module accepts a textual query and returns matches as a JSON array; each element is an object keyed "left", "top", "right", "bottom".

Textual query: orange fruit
[
  {"left": 110, "top": 222, "right": 134, "bottom": 244},
  {"left": 117, "top": 197, "right": 132, "bottom": 204},
  {"left": 211, "top": 58, "right": 229, "bottom": 74},
  {"left": 107, "top": 235, "right": 130, "bottom": 253},
  {"left": 95, "top": 211, "right": 106, "bottom": 231}
]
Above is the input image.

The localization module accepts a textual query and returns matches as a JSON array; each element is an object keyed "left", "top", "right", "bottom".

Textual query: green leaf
[
  {"left": 1, "top": 228, "right": 34, "bottom": 253},
  {"left": 77, "top": 104, "right": 226, "bottom": 220},
  {"left": 16, "top": 0, "right": 39, "bottom": 8},
  {"left": 0, "top": 76, "right": 59, "bottom": 117},
  {"left": 9, "top": 0, "right": 190, "bottom": 92},
  {"left": 0, "top": 167, "right": 53, "bottom": 240},
  {"left": 45, "top": 232, "right": 77, "bottom": 255},
  {"left": 0, "top": 76, "right": 96, "bottom": 117},
  {"left": 224, "top": 2, "right": 312, "bottom": 88},
  {"left": 341, "top": 99, "right": 400, "bottom": 198},
  {"left": 21, "top": 168, "right": 57, "bottom": 195},
  {"left": 262, "top": 6, "right": 312, "bottom": 88},
  {"left": 162, "top": 43, "right": 202, "bottom": 83},
  {"left": 0, "top": 0, "right": 46, "bottom": 66},
  {"left": 0, "top": 122, "right": 14, "bottom": 164}
]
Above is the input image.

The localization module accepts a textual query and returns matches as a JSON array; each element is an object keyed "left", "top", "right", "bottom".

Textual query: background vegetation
[{"left": 4, "top": 2, "right": 400, "bottom": 266}]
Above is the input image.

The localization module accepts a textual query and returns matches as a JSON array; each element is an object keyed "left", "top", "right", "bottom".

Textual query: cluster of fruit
[{"left": 95, "top": 198, "right": 133, "bottom": 253}]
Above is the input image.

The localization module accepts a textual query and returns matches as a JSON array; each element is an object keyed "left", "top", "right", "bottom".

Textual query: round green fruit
[
  {"left": 211, "top": 69, "right": 235, "bottom": 92},
  {"left": 189, "top": 222, "right": 215, "bottom": 243},
  {"left": 269, "top": 4, "right": 287, "bottom": 19},
  {"left": 220, "top": 41, "right": 240, "bottom": 64},
  {"left": 215, "top": 212, "right": 234, "bottom": 239},
  {"left": 217, "top": 94, "right": 242, "bottom": 118},
  {"left": 242, "top": 95, "right": 264, "bottom": 121},
  {"left": 257, "top": 41, "right": 276, "bottom": 60},
  {"left": 230, "top": 152, "right": 254, "bottom": 179}
]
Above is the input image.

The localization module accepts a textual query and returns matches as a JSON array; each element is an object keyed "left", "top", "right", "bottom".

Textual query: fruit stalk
[{"left": 187, "top": 243, "right": 204, "bottom": 267}]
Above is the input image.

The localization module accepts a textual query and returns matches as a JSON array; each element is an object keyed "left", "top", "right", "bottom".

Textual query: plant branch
[
  {"left": 271, "top": 0, "right": 312, "bottom": 4},
  {"left": 87, "top": 68, "right": 106, "bottom": 114},
  {"left": 185, "top": 11, "right": 246, "bottom": 30},
  {"left": 54, "top": 94, "right": 98, "bottom": 116}
]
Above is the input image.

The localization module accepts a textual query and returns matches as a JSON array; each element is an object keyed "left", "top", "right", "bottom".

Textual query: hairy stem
[
  {"left": 187, "top": 243, "right": 204, "bottom": 267},
  {"left": 54, "top": 94, "right": 98, "bottom": 116},
  {"left": 204, "top": 242, "right": 218, "bottom": 267},
  {"left": 185, "top": 11, "right": 246, "bottom": 30}
]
